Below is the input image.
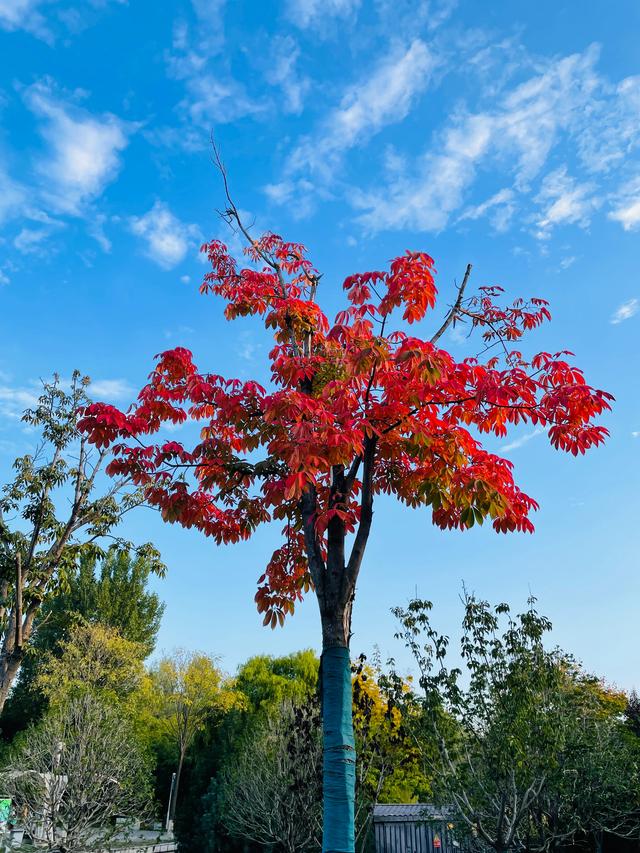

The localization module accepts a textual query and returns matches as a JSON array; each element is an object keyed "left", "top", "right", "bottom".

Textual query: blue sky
[{"left": 1, "top": 0, "right": 639, "bottom": 688}]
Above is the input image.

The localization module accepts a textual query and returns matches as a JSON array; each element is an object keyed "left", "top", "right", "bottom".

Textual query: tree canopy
[{"left": 77, "top": 168, "right": 612, "bottom": 850}]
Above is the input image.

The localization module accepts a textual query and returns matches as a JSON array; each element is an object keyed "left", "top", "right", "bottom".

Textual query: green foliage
[
  {"left": 186, "top": 652, "right": 434, "bottom": 853},
  {"left": 1, "top": 547, "right": 163, "bottom": 737},
  {"left": 45, "top": 548, "right": 165, "bottom": 656},
  {"left": 351, "top": 656, "right": 432, "bottom": 809},
  {"left": 130, "top": 650, "right": 244, "bottom": 831},
  {"left": 38, "top": 621, "right": 145, "bottom": 705},
  {"left": 625, "top": 689, "right": 640, "bottom": 738},
  {"left": 394, "top": 593, "right": 640, "bottom": 852},
  {"left": 172, "top": 650, "right": 320, "bottom": 853},
  {"left": 234, "top": 649, "right": 319, "bottom": 713},
  {"left": 133, "top": 651, "right": 242, "bottom": 754},
  {"left": 0, "top": 372, "right": 164, "bottom": 718}
]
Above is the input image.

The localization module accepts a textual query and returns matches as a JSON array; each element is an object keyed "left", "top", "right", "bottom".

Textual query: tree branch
[{"left": 430, "top": 263, "right": 472, "bottom": 345}]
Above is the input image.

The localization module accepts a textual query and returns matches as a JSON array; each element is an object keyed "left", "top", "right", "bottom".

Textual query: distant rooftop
[{"left": 373, "top": 804, "right": 453, "bottom": 821}]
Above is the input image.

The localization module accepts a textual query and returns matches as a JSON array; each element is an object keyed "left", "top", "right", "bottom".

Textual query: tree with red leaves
[{"left": 78, "top": 167, "right": 612, "bottom": 852}]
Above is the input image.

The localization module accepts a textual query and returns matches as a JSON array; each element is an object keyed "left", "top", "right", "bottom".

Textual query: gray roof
[{"left": 373, "top": 804, "right": 452, "bottom": 822}]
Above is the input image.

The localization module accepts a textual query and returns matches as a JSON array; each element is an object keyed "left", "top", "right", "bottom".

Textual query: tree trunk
[
  {"left": 320, "top": 603, "right": 355, "bottom": 853},
  {"left": 168, "top": 749, "right": 185, "bottom": 826},
  {"left": 0, "top": 652, "right": 23, "bottom": 713}
]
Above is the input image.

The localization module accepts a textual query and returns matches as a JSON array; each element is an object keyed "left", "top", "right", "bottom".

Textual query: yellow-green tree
[
  {"left": 133, "top": 650, "right": 242, "bottom": 824},
  {"left": 37, "top": 621, "right": 145, "bottom": 705}
]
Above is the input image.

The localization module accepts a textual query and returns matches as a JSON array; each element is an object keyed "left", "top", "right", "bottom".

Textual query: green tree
[
  {"left": 0, "top": 373, "right": 163, "bottom": 713},
  {"left": 395, "top": 594, "right": 640, "bottom": 853},
  {"left": 219, "top": 699, "right": 323, "bottom": 853},
  {"left": 37, "top": 621, "right": 145, "bottom": 705},
  {"left": 351, "top": 657, "right": 432, "bottom": 850},
  {"left": 175, "top": 649, "right": 320, "bottom": 853},
  {"left": 234, "top": 649, "right": 319, "bottom": 714},
  {"left": 2, "top": 547, "right": 163, "bottom": 736},
  {"left": 133, "top": 650, "right": 242, "bottom": 827},
  {"left": 625, "top": 689, "right": 640, "bottom": 738},
  {"left": 204, "top": 655, "right": 431, "bottom": 853}
]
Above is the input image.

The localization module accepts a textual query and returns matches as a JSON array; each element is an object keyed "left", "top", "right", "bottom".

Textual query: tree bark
[
  {"left": 169, "top": 749, "right": 185, "bottom": 826},
  {"left": 0, "top": 654, "right": 22, "bottom": 712}
]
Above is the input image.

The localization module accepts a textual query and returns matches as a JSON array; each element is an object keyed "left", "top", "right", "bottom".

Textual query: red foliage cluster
[{"left": 79, "top": 233, "right": 612, "bottom": 624}]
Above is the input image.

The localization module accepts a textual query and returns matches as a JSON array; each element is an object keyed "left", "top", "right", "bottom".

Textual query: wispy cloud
[
  {"left": 0, "top": 166, "right": 28, "bottom": 226},
  {"left": 501, "top": 428, "right": 544, "bottom": 453},
  {"left": 129, "top": 201, "right": 201, "bottom": 269},
  {"left": 166, "top": 7, "right": 263, "bottom": 133},
  {"left": 89, "top": 378, "right": 135, "bottom": 400},
  {"left": 533, "top": 167, "right": 599, "bottom": 239},
  {"left": 353, "top": 46, "right": 603, "bottom": 234},
  {"left": 0, "top": 384, "right": 39, "bottom": 420},
  {"left": 288, "top": 39, "right": 437, "bottom": 179},
  {"left": 458, "top": 188, "right": 516, "bottom": 232},
  {"left": 285, "top": 0, "right": 360, "bottom": 30},
  {"left": 0, "top": 0, "right": 52, "bottom": 42},
  {"left": 610, "top": 298, "right": 639, "bottom": 325},
  {"left": 23, "top": 80, "right": 134, "bottom": 216},
  {"left": 264, "top": 35, "right": 311, "bottom": 115},
  {"left": 608, "top": 178, "right": 640, "bottom": 231},
  {"left": 0, "top": 0, "right": 127, "bottom": 43}
]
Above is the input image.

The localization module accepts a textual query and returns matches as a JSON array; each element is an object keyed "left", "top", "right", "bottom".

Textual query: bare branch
[{"left": 430, "top": 263, "right": 473, "bottom": 345}]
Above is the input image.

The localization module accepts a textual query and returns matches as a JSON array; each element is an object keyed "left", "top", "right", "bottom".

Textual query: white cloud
[
  {"left": 166, "top": 14, "right": 262, "bottom": 129},
  {"left": 352, "top": 45, "right": 613, "bottom": 234},
  {"left": 608, "top": 179, "right": 640, "bottom": 231},
  {"left": 355, "top": 113, "right": 493, "bottom": 232},
  {"left": 0, "top": 384, "right": 39, "bottom": 420},
  {"left": 12, "top": 210, "right": 66, "bottom": 254},
  {"left": 610, "top": 298, "right": 639, "bottom": 325},
  {"left": 265, "top": 36, "right": 310, "bottom": 115},
  {"left": 23, "top": 81, "right": 134, "bottom": 215},
  {"left": 501, "top": 428, "right": 544, "bottom": 453},
  {"left": 0, "top": 0, "right": 127, "bottom": 42},
  {"left": 189, "top": 0, "right": 225, "bottom": 50},
  {"left": 129, "top": 201, "right": 201, "bottom": 269},
  {"left": 0, "top": 0, "right": 51, "bottom": 41},
  {"left": 533, "top": 167, "right": 599, "bottom": 239},
  {"left": 0, "top": 270, "right": 10, "bottom": 286},
  {"left": 0, "top": 166, "right": 28, "bottom": 226},
  {"left": 288, "top": 39, "right": 437, "bottom": 178},
  {"left": 286, "top": 0, "right": 360, "bottom": 29},
  {"left": 89, "top": 378, "right": 134, "bottom": 400},
  {"left": 263, "top": 178, "right": 322, "bottom": 219},
  {"left": 577, "top": 75, "right": 640, "bottom": 173},
  {"left": 609, "top": 197, "right": 640, "bottom": 230},
  {"left": 458, "top": 188, "right": 516, "bottom": 232},
  {"left": 14, "top": 227, "right": 54, "bottom": 253},
  {"left": 86, "top": 214, "right": 111, "bottom": 252}
]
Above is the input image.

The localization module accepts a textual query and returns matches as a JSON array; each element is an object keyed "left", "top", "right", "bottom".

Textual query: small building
[{"left": 373, "top": 804, "right": 462, "bottom": 853}]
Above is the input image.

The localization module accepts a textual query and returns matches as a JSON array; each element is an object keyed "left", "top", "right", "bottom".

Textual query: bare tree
[
  {"left": 0, "top": 372, "right": 163, "bottom": 712},
  {"left": 1, "top": 693, "right": 152, "bottom": 852},
  {"left": 219, "top": 700, "right": 323, "bottom": 853}
]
